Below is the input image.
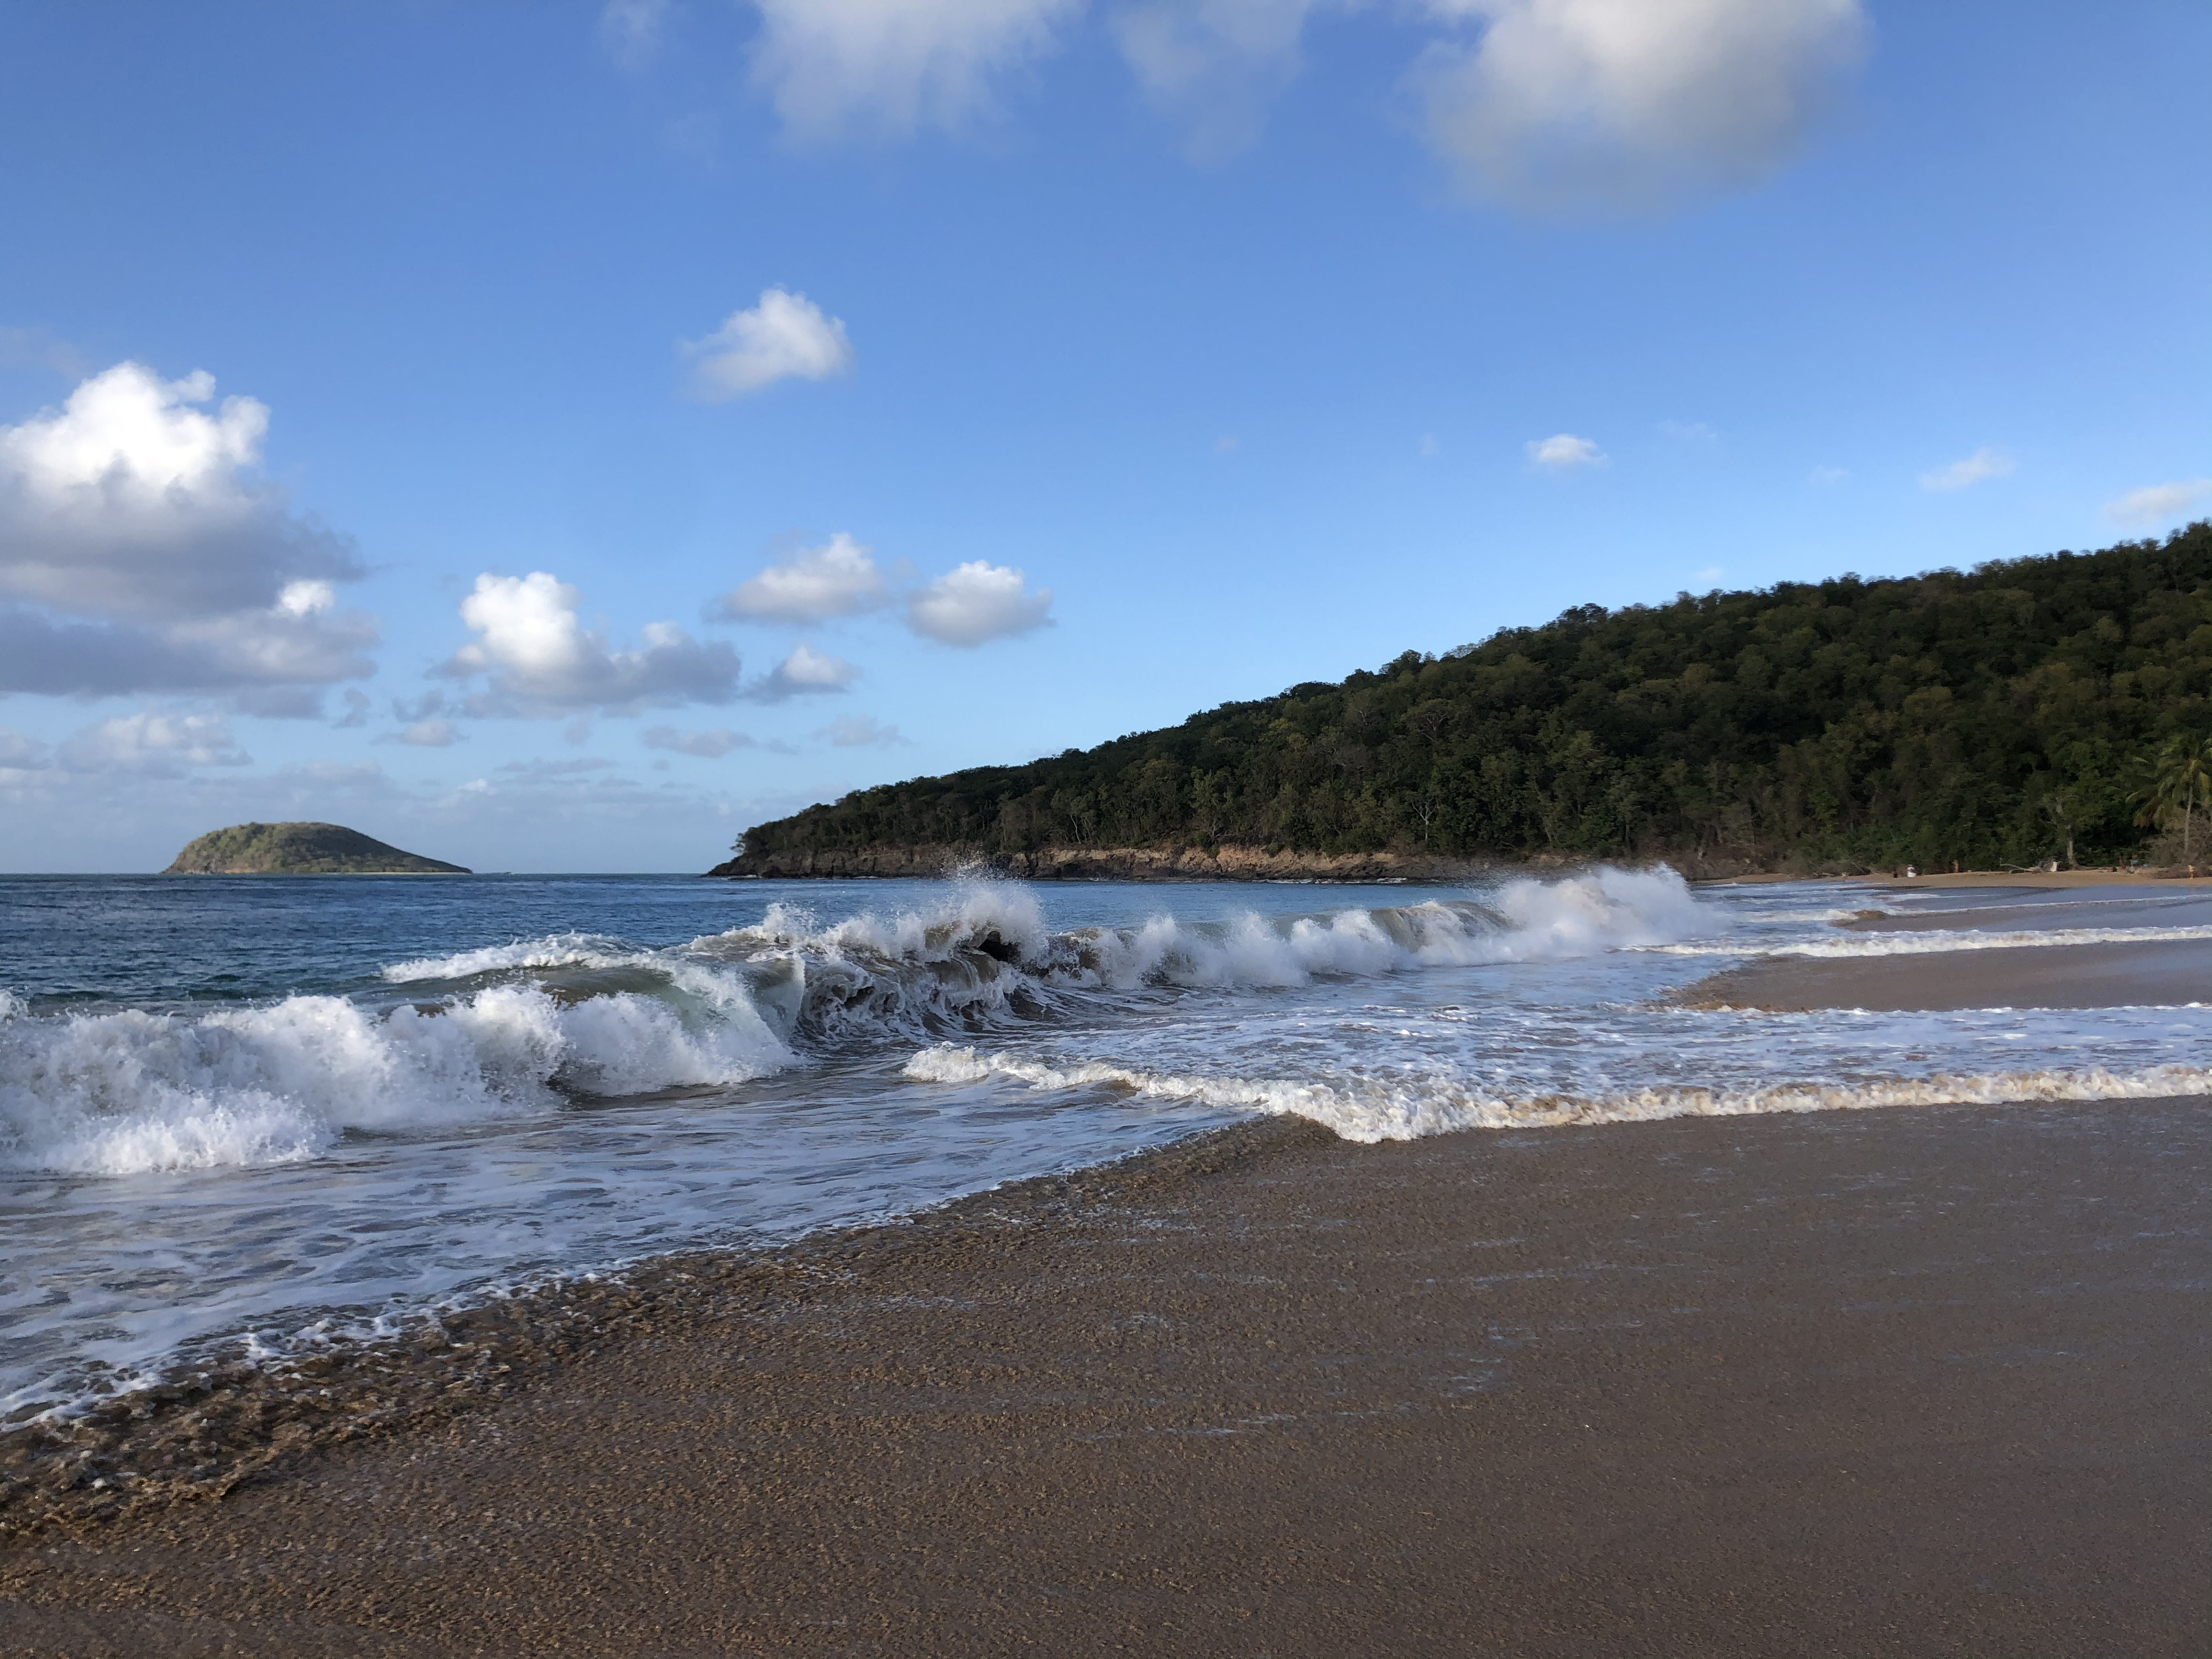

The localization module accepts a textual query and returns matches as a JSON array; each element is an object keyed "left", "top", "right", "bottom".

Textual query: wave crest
[{"left": 0, "top": 982, "right": 791, "bottom": 1176}]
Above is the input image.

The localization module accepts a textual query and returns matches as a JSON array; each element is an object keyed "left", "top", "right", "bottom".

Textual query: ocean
[{"left": 6, "top": 867, "right": 2211, "bottom": 1425}]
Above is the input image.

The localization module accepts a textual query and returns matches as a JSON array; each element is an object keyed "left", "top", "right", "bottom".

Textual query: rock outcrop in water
[{"left": 165, "top": 822, "right": 469, "bottom": 875}]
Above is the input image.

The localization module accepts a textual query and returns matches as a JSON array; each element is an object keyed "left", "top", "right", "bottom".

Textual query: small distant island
[{"left": 165, "top": 822, "right": 470, "bottom": 875}]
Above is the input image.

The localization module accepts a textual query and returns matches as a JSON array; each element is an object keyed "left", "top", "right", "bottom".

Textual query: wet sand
[
  {"left": 1688, "top": 884, "right": 2212, "bottom": 1011},
  {"left": 1686, "top": 936, "right": 2212, "bottom": 1011},
  {"left": 4, "top": 1100, "right": 2207, "bottom": 1657},
  {"left": 1848, "top": 870, "right": 2208, "bottom": 890},
  {"left": 1834, "top": 893, "right": 2212, "bottom": 934}
]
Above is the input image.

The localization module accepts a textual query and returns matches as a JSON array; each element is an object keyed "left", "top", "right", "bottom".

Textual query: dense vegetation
[
  {"left": 735, "top": 524, "right": 2212, "bottom": 874},
  {"left": 165, "top": 822, "right": 469, "bottom": 874}
]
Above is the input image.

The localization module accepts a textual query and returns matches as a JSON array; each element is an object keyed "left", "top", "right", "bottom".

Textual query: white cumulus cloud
[
  {"left": 0, "top": 362, "right": 375, "bottom": 700},
  {"left": 1919, "top": 447, "right": 2014, "bottom": 492},
  {"left": 749, "top": 0, "right": 1079, "bottom": 142},
  {"left": 1115, "top": 0, "right": 1327, "bottom": 160},
  {"left": 441, "top": 571, "right": 743, "bottom": 716},
  {"left": 2105, "top": 479, "right": 2212, "bottom": 529},
  {"left": 1526, "top": 432, "right": 1605, "bottom": 469},
  {"left": 716, "top": 532, "right": 889, "bottom": 624},
  {"left": 1414, "top": 0, "right": 1868, "bottom": 212},
  {"left": 686, "top": 289, "right": 855, "bottom": 400},
  {"left": 905, "top": 560, "right": 1053, "bottom": 646},
  {"left": 754, "top": 641, "right": 860, "bottom": 700}
]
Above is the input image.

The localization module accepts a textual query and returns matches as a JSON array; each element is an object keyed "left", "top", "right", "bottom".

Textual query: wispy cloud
[
  {"left": 1115, "top": 0, "right": 1327, "bottom": 161},
  {"left": 818, "top": 714, "right": 909, "bottom": 748},
  {"left": 2105, "top": 478, "right": 2211, "bottom": 529},
  {"left": 1919, "top": 447, "right": 2013, "bottom": 492},
  {"left": 642, "top": 724, "right": 769, "bottom": 758},
  {"left": 55, "top": 712, "right": 251, "bottom": 775},
  {"left": 748, "top": 0, "right": 1079, "bottom": 143},
  {"left": 384, "top": 718, "right": 461, "bottom": 748},
  {"left": 599, "top": 0, "right": 672, "bottom": 70},
  {"left": 0, "top": 325, "right": 87, "bottom": 379},
  {"left": 498, "top": 757, "right": 620, "bottom": 778},
  {"left": 1526, "top": 432, "right": 1605, "bottom": 470}
]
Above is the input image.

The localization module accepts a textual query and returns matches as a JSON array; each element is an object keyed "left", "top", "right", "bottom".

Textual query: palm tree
[{"left": 2132, "top": 735, "right": 2212, "bottom": 875}]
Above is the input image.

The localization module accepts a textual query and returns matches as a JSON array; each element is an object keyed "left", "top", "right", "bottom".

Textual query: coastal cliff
[{"left": 165, "top": 822, "right": 470, "bottom": 875}]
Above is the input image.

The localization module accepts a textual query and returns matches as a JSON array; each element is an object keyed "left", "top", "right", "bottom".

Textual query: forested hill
[{"left": 721, "top": 525, "right": 2212, "bottom": 878}]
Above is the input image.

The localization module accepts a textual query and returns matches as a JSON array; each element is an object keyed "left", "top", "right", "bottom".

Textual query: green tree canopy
[{"left": 731, "top": 524, "right": 2212, "bottom": 875}]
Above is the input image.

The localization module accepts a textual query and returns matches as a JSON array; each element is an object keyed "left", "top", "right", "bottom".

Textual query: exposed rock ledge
[
  {"left": 707, "top": 844, "right": 1799, "bottom": 883},
  {"left": 709, "top": 843, "right": 1508, "bottom": 883}
]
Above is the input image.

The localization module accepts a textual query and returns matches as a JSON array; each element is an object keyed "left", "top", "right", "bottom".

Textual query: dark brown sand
[
  {"left": 1687, "top": 937, "right": 2212, "bottom": 1011},
  {"left": 1846, "top": 870, "right": 2209, "bottom": 890},
  {"left": 1834, "top": 894, "right": 2212, "bottom": 933},
  {"left": 4, "top": 1099, "right": 2208, "bottom": 1657}
]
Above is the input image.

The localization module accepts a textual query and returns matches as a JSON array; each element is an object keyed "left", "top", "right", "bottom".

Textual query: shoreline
[
  {"left": 7, "top": 1098, "right": 2208, "bottom": 1655},
  {"left": 1682, "top": 936, "right": 2212, "bottom": 1011},
  {"left": 706, "top": 844, "right": 2210, "bottom": 889},
  {"left": 0, "top": 1121, "right": 1312, "bottom": 1542}
]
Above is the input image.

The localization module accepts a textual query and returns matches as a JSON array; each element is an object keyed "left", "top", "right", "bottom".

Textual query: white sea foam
[
  {"left": 1091, "top": 865, "right": 1706, "bottom": 987},
  {"left": 0, "top": 980, "right": 791, "bottom": 1176},
  {"left": 904, "top": 1044, "right": 2212, "bottom": 1143},
  {"left": 1646, "top": 924, "right": 2212, "bottom": 959},
  {"left": 382, "top": 934, "right": 630, "bottom": 982},
  {"left": 6, "top": 868, "right": 1700, "bottom": 1180},
  {"left": 676, "top": 865, "right": 1715, "bottom": 1031}
]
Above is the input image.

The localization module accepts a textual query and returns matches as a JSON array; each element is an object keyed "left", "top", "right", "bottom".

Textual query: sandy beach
[
  {"left": 1689, "top": 884, "right": 2212, "bottom": 1010},
  {"left": 5, "top": 1095, "right": 2207, "bottom": 1657},
  {"left": 7, "top": 875, "right": 2209, "bottom": 1656},
  {"left": 1687, "top": 936, "right": 2212, "bottom": 1011}
]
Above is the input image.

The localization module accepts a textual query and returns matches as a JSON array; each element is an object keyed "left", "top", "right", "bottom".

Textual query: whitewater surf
[{"left": 6, "top": 865, "right": 2211, "bottom": 1429}]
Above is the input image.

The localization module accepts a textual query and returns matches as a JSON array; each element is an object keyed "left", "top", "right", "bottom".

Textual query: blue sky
[{"left": 1, "top": 0, "right": 2205, "bottom": 872}]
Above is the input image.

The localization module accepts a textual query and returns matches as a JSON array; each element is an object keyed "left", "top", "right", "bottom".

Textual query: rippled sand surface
[{"left": 6, "top": 1098, "right": 2206, "bottom": 1656}]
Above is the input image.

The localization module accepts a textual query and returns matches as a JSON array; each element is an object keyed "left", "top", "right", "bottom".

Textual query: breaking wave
[
  {"left": 904, "top": 1044, "right": 2212, "bottom": 1144},
  {"left": 0, "top": 866, "right": 1707, "bottom": 1176},
  {"left": 0, "top": 978, "right": 791, "bottom": 1176}
]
